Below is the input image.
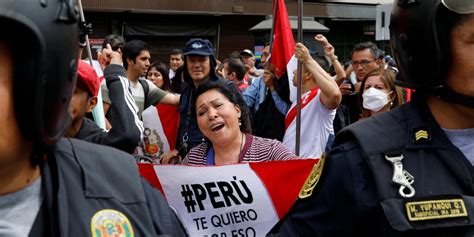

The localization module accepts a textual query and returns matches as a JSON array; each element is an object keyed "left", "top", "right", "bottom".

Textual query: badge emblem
[
  {"left": 191, "top": 42, "right": 203, "bottom": 49},
  {"left": 91, "top": 209, "right": 135, "bottom": 237},
  {"left": 299, "top": 154, "right": 326, "bottom": 199},
  {"left": 141, "top": 128, "right": 164, "bottom": 162},
  {"left": 412, "top": 127, "right": 431, "bottom": 143}
]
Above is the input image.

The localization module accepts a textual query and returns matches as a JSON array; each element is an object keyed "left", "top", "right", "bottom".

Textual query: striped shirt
[{"left": 183, "top": 134, "right": 298, "bottom": 165}]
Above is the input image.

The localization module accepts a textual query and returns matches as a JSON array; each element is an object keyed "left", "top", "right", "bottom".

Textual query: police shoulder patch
[
  {"left": 91, "top": 209, "right": 135, "bottom": 237},
  {"left": 299, "top": 154, "right": 326, "bottom": 199}
]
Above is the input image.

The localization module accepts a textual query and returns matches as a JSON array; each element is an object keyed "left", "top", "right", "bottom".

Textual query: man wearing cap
[
  {"left": 65, "top": 52, "right": 143, "bottom": 154},
  {"left": 240, "top": 49, "right": 260, "bottom": 86},
  {"left": 175, "top": 38, "right": 251, "bottom": 158}
]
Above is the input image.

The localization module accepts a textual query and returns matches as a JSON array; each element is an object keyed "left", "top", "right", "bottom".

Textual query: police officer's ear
[{"left": 86, "top": 97, "right": 98, "bottom": 113}]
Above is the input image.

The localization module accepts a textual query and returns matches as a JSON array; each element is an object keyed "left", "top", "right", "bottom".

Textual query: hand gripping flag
[{"left": 139, "top": 159, "right": 320, "bottom": 236}]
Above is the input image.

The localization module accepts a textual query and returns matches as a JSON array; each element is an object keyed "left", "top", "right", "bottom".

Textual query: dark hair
[
  {"left": 147, "top": 62, "right": 171, "bottom": 91},
  {"left": 122, "top": 40, "right": 150, "bottom": 69},
  {"left": 102, "top": 34, "right": 125, "bottom": 51},
  {"left": 170, "top": 48, "right": 183, "bottom": 56},
  {"left": 194, "top": 80, "right": 252, "bottom": 134},
  {"left": 224, "top": 58, "right": 246, "bottom": 81},
  {"left": 358, "top": 68, "right": 404, "bottom": 118},
  {"left": 351, "top": 42, "right": 382, "bottom": 61},
  {"left": 171, "top": 66, "right": 184, "bottom": 93},
  {"left": 313, "top": 55, "right": 330, "bottom": 73},
  {"left": 229, "top": 51, "right": 241, "bottom": 59}
]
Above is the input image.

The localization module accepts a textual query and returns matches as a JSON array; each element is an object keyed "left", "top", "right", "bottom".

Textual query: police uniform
[
  {"left": 29, "top": 138, "right": 187, "bottom": 237},
  {"left": 269, "top": 97, "right": 474, "bottom": 236}
]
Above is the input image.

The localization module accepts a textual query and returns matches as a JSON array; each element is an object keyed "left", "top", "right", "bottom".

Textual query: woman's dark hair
[
  {"left": 147, "top": 62, "right": 171, "bottom": 92},
  {"left": 193, "top": 80, "right": 252, "bottom": 134},
  {"left": 171, "top": 66, "right": 184, "bottom": 94},
  {"left": 358, "top": 68, "right": 404, "bottom": 118}
]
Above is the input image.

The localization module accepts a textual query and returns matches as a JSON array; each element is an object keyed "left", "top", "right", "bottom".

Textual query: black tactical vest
[{"left": 339, "top": 101, "right": 474, "bottom": 236}]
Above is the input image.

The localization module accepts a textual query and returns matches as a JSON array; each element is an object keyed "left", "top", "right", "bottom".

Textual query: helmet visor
[{"left": 442, "top": 0, "right": 474, "bottom": 14}]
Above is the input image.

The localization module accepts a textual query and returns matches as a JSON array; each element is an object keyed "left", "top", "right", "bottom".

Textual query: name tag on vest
[{"left": 405, "top": 198, "right": 468, "bottom": 221}]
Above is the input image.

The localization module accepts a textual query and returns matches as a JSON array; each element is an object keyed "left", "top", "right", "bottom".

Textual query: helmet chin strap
[{"left": 433, "top": 85, "right": 474, "bottom": 108}]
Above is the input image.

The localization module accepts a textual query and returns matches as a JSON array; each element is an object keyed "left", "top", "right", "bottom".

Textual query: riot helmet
[
  {"left": 390, "top": 0, "right": 474, "bottom": 106},
  {"left": 0, "top": 0, "right": 80, "bottom": 145}
]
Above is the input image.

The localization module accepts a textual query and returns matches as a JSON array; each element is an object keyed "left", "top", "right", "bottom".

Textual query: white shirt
[{"left": 282, "top": 90, "right": 336, "bottom": 158}]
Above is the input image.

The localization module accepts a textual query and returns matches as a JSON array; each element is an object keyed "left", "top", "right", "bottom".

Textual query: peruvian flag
[
  {"left": 140, "top": 104, "right": 180, "bottom": 161},
  {"left": 139, "top": 159, "right": 319, "bottom": 236},
  {"left": 270, "top": 0, "right": 298, "bottom": 102}
]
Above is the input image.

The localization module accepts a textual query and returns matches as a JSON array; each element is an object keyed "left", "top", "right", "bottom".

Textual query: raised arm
[
  {"left": 314, "top": 34, "right": 346, "bottom": 85},
  {"left": 295, "top": 43, "right": 341, "bottom": 110}
]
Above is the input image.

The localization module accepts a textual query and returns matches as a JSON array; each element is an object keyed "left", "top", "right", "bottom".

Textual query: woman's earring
[{"left": 238, "top": 119, "right": 242, "bottom": 127}]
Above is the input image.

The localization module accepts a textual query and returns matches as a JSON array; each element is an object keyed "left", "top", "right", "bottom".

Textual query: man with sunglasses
[{"left": 269, "top": 0, "right": 474, "bottom": 235}]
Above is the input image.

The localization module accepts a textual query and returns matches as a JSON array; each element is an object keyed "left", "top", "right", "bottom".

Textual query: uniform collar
[{"left": 403, "top": 98, "right": 460, "bottom": 151}]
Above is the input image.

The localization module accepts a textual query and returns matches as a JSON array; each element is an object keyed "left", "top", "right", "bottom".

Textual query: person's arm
[
  {"left": 242, "top": 77, "right": 261, "bottom": 109},
  {"left": 295, "top": 43, "right": 341, "bottom": 110},
  {"left": 146, "top": 81, "right": 180, "bottom": 106},
  {"left": 158, "top": 93, "right": 180, "bottom": 106},
  {"left": 325, "top": 45, "right": 346, "bottom": 85},
  {"left": 100, "top": 64, "right": 143, "bottom": 152},
  {"left": 314, "top": 34, "right": 346, "bottom": 85},
  {"left": 92, "top": 46, "right": 143, "bottom": 153},
  {"left": 264, "top": 73, "right": 291, "bottom": 115},
  {"left": 271, "top": 90, "right": 291, "bottom": 115}
]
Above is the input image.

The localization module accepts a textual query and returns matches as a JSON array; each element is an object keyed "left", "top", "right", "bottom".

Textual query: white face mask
[{"left": 362, "top": 87, "right": 391, "bottom": 112}]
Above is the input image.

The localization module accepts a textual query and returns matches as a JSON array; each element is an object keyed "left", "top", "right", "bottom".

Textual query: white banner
[{"left": 154, "top": 164, "right": 279, "bottom": 236}]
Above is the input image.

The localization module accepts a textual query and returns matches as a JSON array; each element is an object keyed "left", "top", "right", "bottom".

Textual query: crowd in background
[{"left": 74, "top": 32, "right": 406, "bottom": 165}]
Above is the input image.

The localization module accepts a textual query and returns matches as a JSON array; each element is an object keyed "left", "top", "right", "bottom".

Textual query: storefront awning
[{"left": 250, "top": 16, "right": 329, "bottom": 32}]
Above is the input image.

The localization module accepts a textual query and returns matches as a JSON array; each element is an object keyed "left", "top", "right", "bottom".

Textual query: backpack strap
[
  {"left": 335, "top": 105, "right": 407, "bottom": 158},
  {"left": 138, "top": 79, "right": 150, "bottom": 108}
]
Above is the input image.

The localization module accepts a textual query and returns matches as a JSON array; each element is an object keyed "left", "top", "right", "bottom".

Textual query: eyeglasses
[{"left": 351, "top": 60, "right": 375, "bottom": 68}]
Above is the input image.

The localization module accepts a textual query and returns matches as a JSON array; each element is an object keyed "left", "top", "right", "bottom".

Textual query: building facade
[{"left": 83, "top": 0, "right": 391, "bottom": 65}]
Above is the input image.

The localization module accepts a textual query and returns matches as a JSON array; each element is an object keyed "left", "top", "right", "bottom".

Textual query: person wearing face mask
[{"left": 358, "top": 68, "right": 403, "bottom": 119}]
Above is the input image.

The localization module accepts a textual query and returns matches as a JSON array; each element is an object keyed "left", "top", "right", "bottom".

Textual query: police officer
[
  {"left": 269, "top": 0, "right": 474, "bottom": 236},
  {"left": 0, "top": 1, "right": 186, "bottom": 236}
]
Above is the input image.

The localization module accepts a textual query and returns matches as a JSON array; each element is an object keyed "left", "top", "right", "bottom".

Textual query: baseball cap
[
  {"left": 182, "top": 38, "right": 214, "bottom": 56},
  {"left": 77, "top": 60, "right": 100, "bottom": 96},
  {"left": 240, "top": 49, "right": 254, "bottom": 57}
]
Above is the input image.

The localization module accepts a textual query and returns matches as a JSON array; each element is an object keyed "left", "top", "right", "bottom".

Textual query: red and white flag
[
  {"left": 139, "top": 159, "right": 319, "bottom": 236},
  {"left": 270, "top": 0, "right": 298, "bottom": 102},
  {"left": 140, "top": 104, "right": 180, "bottom": 161}
]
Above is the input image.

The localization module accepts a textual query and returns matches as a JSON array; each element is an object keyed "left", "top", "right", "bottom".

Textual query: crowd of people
[
  {"left": 81, "top": 31, "right": 405, "bottom": 164},
  {"left": 1, "top": 0, "right": 473, "bottom": 236}
]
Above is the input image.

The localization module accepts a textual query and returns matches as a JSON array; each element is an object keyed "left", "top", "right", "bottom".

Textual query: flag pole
[
  {"left": 78, "top": 0, "right": 93, "bottom": 66},
  {"left": 269, "top": 0, "right": 278, "bottom": 56},
  {"left": 78, "top": 0, "right": 107, "bottom": 130},
  {"left": 295, "top": 0, "right": 303, "bottom": 156}
]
